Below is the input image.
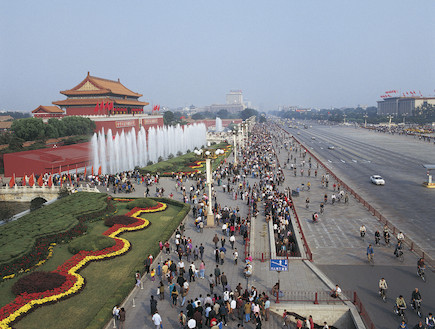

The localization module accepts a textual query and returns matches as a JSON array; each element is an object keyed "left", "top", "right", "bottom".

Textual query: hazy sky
[{"left": 1, "top": 1, "right": 434, "bottom": 111}]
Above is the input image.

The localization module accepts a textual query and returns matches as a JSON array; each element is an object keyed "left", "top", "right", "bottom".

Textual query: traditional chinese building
[
  {"left": 53, "top": 72, "right": 149, "bottom": 116},
  {"left": 51, "top": 72, "right": 163, "bottom": 134},
  {"left": 32, "top": 105, "right": 65, "bottom": 120}
]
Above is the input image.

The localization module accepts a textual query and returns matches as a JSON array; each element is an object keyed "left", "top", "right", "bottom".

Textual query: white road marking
[
  {"left": 341, "top": 159, "right": 346, "bottom": 163},
  {"left": 328, "top": 160, "right": 332, "bottom": 163},
  {"left": 352, "top": 159, "right": 357, "bottom": 163}
]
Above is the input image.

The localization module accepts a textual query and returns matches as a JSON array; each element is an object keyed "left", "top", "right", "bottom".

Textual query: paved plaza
[{"left": 97, "top": 126, "right": 432, "bottom": 329}]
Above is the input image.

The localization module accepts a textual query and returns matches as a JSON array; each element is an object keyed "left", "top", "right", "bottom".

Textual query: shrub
[
  {"left": 157, "top": 156, "right": 164, "bottom": 163},
  {"left": 168, "top": 153, "right": 174, "bottom": 159},
  {"left": 68, "top": 235, "right": 116, "bottom": 255},
  {"left": 176, "top": 151, "right": 183, "bottom": 156},
  {"left": 12, "top": 271, "right": 66, "bottom": 296},
  {"left": 125, "top": 198, "right": 158, "bottom": 210},
  {"left": 104, "top": 215, "right": 137, "bottom": 227},
  {"left": 30, "top": 197, "right": 47, "bottom": 211},
  {"left": 147, "top": 161, "right": 154, "bottom": 166}
]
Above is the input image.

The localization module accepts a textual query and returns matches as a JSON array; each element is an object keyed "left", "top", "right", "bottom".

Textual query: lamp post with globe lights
[
  {"left": 194, "top": 148, "right": 224, "bottom": 227},
  {"left": 232, "top": 129, "right": 238, "bottom": 165}
]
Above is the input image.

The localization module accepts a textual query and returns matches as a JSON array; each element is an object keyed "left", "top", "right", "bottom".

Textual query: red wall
[
  {"left": 94, "top": 116, "right": 163, "bottom": 135},
  {"left": 4, "top": 143, "right": 91, "bottom": 177}
]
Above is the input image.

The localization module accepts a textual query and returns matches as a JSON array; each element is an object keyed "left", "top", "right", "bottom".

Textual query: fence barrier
[{"left": 353, "top": 291, "right": 376, "bottom": 329}]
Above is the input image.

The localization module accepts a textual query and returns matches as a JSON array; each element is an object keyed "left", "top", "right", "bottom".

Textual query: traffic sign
[{"left": 270, "top": 259, "right": 288, "bottom": 271}]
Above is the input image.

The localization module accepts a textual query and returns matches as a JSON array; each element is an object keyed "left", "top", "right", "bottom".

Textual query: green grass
[
  {"left": 139, "top": 142, "right": 231, "bottom": 175},
  {"left": 125, "top": 198, "right": 158, "bottom": 210},
  {"left": 0, "top": 193, "right": 108, "bottom": 264},
  {"left": 0, "top": 198, "right": 189, "bottom": 329},
  {"left": 67, "top": 235, "right": 116, "bottom": 255}
]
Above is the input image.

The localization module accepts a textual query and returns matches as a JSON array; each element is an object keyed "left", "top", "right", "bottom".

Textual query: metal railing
[{"left": 353, "top": 291, "right": 376, "bottom": 329}]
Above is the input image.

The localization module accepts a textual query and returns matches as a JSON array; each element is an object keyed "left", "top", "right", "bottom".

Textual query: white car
[
  {"left": 328, "top": 145, "right": 335, "bottom": 150},
  {"left": 370, "top": 175, "right": 385, "bottom": 185}
]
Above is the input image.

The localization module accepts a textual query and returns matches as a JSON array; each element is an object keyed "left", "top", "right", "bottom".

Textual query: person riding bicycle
[
  {"left": 312, "top": 212, "right": 319, "bottom": 223},
  {"left": 374, "top": 230, "right": 381, "bottom": 245},
  {"left": 394, "top": 241, "right": 403, "bottom": 257},
  {"left": 384, "top": 231, "right": 391, "bottom": 245},
  {"left": 397, "top": 231, "right": 405, "bottom": 242},
  {"left": 411, "top": 288, "right": 422, "bottom": 310},
  {"left": 379, "top": 278, "right": 388, "bottom": 296},
  {"left": 417, "top": 258, "right": 425, "bottom": 272},
  {"left": 426, "top": 313, "right": 435, "bottom": 328},
  {"left": 398, "top": 320, "right": 408, "bottom": 329},
  {"left": 360, "top": 225, "right": 366, "bottom": 238},
  {"left": 383, "top": 224, "right": 389, "bottom": 238},
  {"left": 366, "top": 244, "right": 374, "bottom": 262},
  {"left": 305, "top": 197, "right": 310, "bottom": 208},
  {"left": 395, "top": 295, "right": 406, "bottom": 314}
]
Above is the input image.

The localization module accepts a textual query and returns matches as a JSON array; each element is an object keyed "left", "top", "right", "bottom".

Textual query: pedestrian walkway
[{"left": 100, "top": 127, "right": 371, "bottom": 329}]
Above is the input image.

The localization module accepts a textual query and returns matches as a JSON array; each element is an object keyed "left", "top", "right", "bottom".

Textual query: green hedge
[
  {"left": 68, "top": 235, "right": 116, "bottom": 255},
  {"left": 125, "top": 198, "right": 158, "bottom": 210}
]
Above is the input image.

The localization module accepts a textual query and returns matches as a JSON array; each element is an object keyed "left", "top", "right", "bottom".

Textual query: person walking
[
  {"left": 214, "top": 265, "right": 221, "bottom": 285},
  {"left": 150, "top": 295, "right": 158, "bottom": 315},
  {"left": 199, "top": 261, "right": 206, "bottom": 279},
  {"left": 152, "top": 310, "right": 163, "bottom": 329},
  {"left": 221, "top": 272, "right": 228, "bottom": 290},
  {"left": 118, "top": 307, "right": 126, "bottom": 329}
]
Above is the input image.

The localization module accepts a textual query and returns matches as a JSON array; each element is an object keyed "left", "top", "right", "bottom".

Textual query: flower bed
[
  {"left": 0, "top": 197, "right": 115, "bottom": 281},
  {"left": 0, "top": 202, "right": 167, "bottom": 329}
]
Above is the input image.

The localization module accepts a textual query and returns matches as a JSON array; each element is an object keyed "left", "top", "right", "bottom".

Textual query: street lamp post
[
  {"left": 402, "top": 113, "right": 407, "bottom": 126},
  {"left": 387, "top": 114, "right": 394, "bottom": 131},
  {"left": 363, "top": 113, "right": 368, "bottom": 128},
  {"left": 194, "top": 148, "right": 224, "bottom": 227},
  {"left": 233, "top": 129, "right": 238, "bottom": 164},
  {"left": 343, "top": 114, "right": 347, "bottom": 124}
]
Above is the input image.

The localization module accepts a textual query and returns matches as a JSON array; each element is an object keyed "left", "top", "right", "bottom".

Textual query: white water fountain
[
  {"left": 90, "top": 123, "right": 207, "bottom": 174},
  {"left": 215, "top": 117, "right": 223, "bottom": 132}
]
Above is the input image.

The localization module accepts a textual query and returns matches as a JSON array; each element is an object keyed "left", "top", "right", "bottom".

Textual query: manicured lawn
[
  {"left": 0, "top": 193, "right": 108, "bottom": 264},
  {"left": 0, "top": 198, "right": 189, "bottom": 329},
  {"left": 139, "top": 142, "right": 231, "bottom": 175}
]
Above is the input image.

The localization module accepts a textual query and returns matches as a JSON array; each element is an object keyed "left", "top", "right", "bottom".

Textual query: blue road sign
[{"left": 270, "top": 259, "right": 288, "bottom": 271}]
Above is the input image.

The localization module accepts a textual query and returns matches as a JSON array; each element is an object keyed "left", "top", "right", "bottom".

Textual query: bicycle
[
  {"left": 417, "top": 267, "right": 426, "bottom": 282},
  {"left": 394, "top": 306, "right": 407, "bottom": 323},
  {"left": 384, "top": 235, "right": 391, "bottom": 247},
  {"left": 379, "top": 288, "right": 387, "bottom": 302},
  {"left": 412, "top": 299, "right": 422, "bottom": 318},
  {"left": 367, "top": 253, "right": 374, "bottom": 266},
  {"left": 396, "top": 250, "right": 404, "bottom": 262}
]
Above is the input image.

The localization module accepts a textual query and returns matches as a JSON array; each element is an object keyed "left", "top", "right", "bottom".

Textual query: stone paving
[
  {"left": 272, "top": 141, "right": 418, "bottom": 267},
  {"left": 99, "top": 142, "right": 372, "bottom": 329}
]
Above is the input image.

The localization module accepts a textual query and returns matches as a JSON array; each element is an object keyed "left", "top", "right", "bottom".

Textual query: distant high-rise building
[
  {"left": 226, "top": 90, "right": 243, "bottom": 105},
  {"left": 377, "top": 96, "right": 435, "bottom": 116}
]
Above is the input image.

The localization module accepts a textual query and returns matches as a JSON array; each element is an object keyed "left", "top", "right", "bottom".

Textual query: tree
[
  {"left": 191, "top": 113, "right": 205, "bottom": 120},
  {"left": 216, "top": 109, "right": 230, "bottom": 119},
  {"left": 11, "top": 118, "right": 45, "bottom": 141},
  {"left": 240, "top": 108, "right": 258, "bottom": 120},
  {"left": 8, "top": 136, "right": 24, "bottom": 151},
  {"left": 163, "top": 111, "right": 175, "bottom": 125}
]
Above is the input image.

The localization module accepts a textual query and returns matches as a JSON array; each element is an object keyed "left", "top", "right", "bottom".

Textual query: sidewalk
[{"left": 100, "top": 140, "right": 367, "bottom": 329}]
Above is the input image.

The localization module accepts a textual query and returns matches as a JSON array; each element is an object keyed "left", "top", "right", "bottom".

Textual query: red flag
[
  {"left": 37, "top": 174, "right": 43, "bottom": 187},
  {"left": 48, "top": 175, "right": 53, "bottom": 187},
  {"left": 9, "top": 174, "right": 15, "bottom": 188},
  {"left": 100, "top": 101, "right": 104, "bottom": 112},
  {"left": 84, "top": 166, "right": 87, "bottom": 177},
  {"left": 94, "top": 103, "right": 99, "bottom": 113},
  {"left": 105, "top": 101, "right": 109, "bottom": 110},
  {"left": 98, "top": 166, "right": 102, "bottom": 176},
  {"left": 22, "top": 175, "right": 27, "bottom": 186},
  {"left": 68, "top": 174, "right": 72, "bottom": 185},
  {"left": 91, "top": 166, "right": 94, "bottom": 176},
  {"left": 29, "top": 174, "right": 35, "bottom": 187}
]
